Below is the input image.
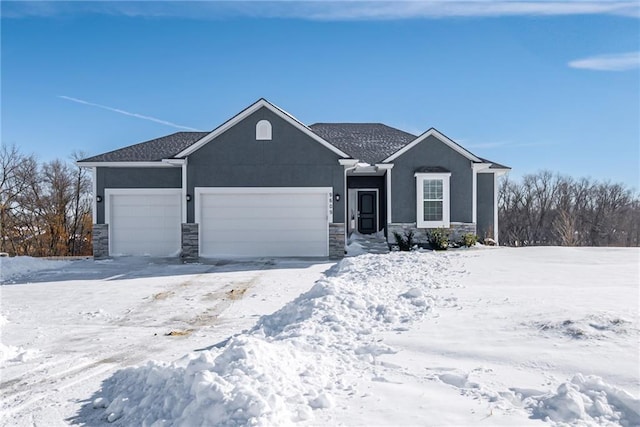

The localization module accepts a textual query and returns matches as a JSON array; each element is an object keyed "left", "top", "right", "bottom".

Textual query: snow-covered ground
[{"left": 0, "top": 247, "right": 638, "bottom": 426}]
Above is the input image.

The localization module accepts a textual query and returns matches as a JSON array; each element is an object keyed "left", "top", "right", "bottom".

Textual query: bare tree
[
  {"left": 0, "top": 144, "right": 39, "bottom": 253},
  {"left": 499, "top": 171, "right": 639, "bottom": 247},
  {"left": 69, "top": 151, "right": 92, "bottom": 255},
  {"left": 0, "top": 145, "right": 93, "bottom": 256}
]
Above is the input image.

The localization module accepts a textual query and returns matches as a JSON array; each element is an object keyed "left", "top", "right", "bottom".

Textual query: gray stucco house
[{"left": 78, "top": 98, "right": 509, "bottom": 260}]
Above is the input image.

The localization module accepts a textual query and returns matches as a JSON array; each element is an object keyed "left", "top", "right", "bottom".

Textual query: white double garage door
[{"left": 106, "top": 188, "right": 332, "bottom": 257}]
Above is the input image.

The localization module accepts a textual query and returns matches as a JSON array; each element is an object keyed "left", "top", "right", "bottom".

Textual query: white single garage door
[
  {"left": 106, "top": 189, "right": 182, "bottom": 256},
  {"left": 197, "top": 187, "right": 331, "bottom": 258}
]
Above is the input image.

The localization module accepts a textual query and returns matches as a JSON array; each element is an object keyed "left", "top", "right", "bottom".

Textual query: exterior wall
[
  {"left": 181, "top": 223, "right": 199, "bottom": 262},
  {"left": 95, "top": 167, "right": 181, "bottom": 224},
  {"left": 390, "top": 134, "right": 473, "bottom": 224},
  {"left": 92, "top": 224, "right": 109, "bottom": 259},
  {"left": 186, "top": 107, "right": 344, "bottom": 223},
  {"left": 387, "top": 222, "right": 477, "bottom": 246},
  {"left": 347, "top": 175, "right": 386, "bottom": 232},
  {"left": 329, "top": 223, "right": 345, "bottom": 258},
  {"left": 477, "top": 173, "right": 495, "bottom": 240}
]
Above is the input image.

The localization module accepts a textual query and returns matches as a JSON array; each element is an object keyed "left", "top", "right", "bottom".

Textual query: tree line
[
  {"left": 499, "top": 171, "right": 640, "bottom": 247},
  {"left": 0, "top": 144, "right": 92, "bottom": 256},
  {"left": 2, "top": 144, "right": 638, "bottom": 256}
]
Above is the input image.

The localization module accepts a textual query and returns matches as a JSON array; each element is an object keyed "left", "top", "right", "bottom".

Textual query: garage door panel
[
  {"left": 207, "top": 205, "right": 324, "bottom": 216},
  {"left": 198, "top": 189, "right": 329, "bottom": 257},
  {"left": 206, "top": 238, "right": 327, "bottom": 256},
  {"left": 210, "top": 228, "right": 326, "bottom": 241},
  {"left": 202, "top": 217, "right": 326, "bottom": 230},
  {"left": 108, "top": 191, "right": 181, "bottom": 257},
  {"left": 203, "top": 196, "right": 325, "bottom": 213}
]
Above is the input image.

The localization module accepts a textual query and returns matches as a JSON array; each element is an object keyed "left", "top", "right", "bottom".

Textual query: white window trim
[
  {"left": 414, "top": 172, "right": 451, "bottom": 228},
  {"left": 256, "top": 119, "right": 272, "bottom": 140}
]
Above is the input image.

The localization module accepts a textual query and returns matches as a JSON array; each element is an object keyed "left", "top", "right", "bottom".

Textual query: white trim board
[
  {"left": 77, "top": 161, "right": 176, "bottom": 168},
  {"left": 384, "top": 128, "right": 482, "bottom": 163},
  {"left": 176, "top": 99, "right": 350, "bottom": 159},
  {"left": 91, "top": 167, "right": 97, "bottom": 224}
]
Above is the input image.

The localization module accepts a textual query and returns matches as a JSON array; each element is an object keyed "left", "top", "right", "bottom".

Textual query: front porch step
[{"left": 347, "top": 232, "right": 390, "bottom": 256}]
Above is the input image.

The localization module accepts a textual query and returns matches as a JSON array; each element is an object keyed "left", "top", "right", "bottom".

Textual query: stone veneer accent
[
  {"left": 181, "top": 223, "right": 199, "bottom": 262},
  {"left": 92, "top": 224, "right": 109, "bottom": 259},
  {"left": 387, "top": 222, "right": 477, "bottom": 246},
  {"left": 329, "top": 223, "right": 346, "bottom": 259}
]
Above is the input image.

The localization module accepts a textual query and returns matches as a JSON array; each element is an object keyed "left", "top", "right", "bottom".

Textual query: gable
[
  {"left": 384, "top": 128, "right": 481, "bottom": 163},
  {"left": 187, "top": 106, "right": 345, "bottom": 167},
  {"left": 176, "top": 98, "right": 349, "bottom": 159}
]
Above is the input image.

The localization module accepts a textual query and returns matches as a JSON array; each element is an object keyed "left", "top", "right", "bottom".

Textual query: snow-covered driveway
[
  {"left": 1, "top": 257, "right": 334, "bottom": 426},
  {"left": 1, "top": 247, "right": 638, "bottom": 426}
]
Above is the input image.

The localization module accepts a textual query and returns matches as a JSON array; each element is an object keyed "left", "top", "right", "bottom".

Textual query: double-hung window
[{"left": 415, "top": 172, "right": 451, "bottom": 228}]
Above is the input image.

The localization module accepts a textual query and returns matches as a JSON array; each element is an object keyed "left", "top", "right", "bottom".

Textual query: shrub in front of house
[
  {"left": 460, "top": 233, "right": 478, "bottom": 248},
  {"left": 428, "top": 227, "right": 450, "bottom": 250},
  {"left": 393, "top": 230, "right": 415, "bottom": 251}
]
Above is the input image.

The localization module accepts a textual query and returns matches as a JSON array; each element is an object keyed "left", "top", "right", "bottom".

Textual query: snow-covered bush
[
  {"left": 393, "top": 230, "right": 415, "bottom": 251},
  {"left": 428, "top": 227, "right": 450, "bottom": 250},
  {"left": 459, "top": 233, "right": 478, "bottom": 248}
]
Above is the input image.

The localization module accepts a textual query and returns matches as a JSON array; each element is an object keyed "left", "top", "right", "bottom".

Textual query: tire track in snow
[{"left": 0, "top": 348, "right": 149, "bottom": 421}]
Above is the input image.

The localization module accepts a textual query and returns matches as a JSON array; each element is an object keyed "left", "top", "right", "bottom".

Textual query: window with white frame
[
  {"left": 256, "top": 120, "right": 272, "bottom": 140},
  {"left": 415, "top": 172, "right": 451, "bottom": 228}
]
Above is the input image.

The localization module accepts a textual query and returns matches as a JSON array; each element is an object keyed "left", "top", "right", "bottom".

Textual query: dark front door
[{"left": 358, "top": 191, "right": 377, "bottom": 234}]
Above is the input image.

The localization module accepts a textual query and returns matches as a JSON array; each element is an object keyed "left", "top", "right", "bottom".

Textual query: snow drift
[{"left": 92, "top": 252, "right": 452, "bottom": 425}]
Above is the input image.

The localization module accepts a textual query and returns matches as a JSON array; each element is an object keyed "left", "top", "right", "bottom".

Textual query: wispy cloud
[
  {"left": 568, "top": 52, "right": 640, "bottom": 71},
  {"left": 4, "top": 1, "right": 639, "bottom": 20},
  {"left": 58, "top": 96, "right": 202, "bottom": 131}
]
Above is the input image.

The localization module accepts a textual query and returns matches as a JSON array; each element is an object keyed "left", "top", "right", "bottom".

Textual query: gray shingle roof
[
  {"left": 79, "top": 123, "right": 510, "bottom": 171},
  {"left": 308, "top": 123, "right": 417, "bottom": 164},
  {"left": 480, "top": 157, "right": 511, "bottom": 170},
  {"left": 79, "top": 132, "right": 209, "bottom": 162}
]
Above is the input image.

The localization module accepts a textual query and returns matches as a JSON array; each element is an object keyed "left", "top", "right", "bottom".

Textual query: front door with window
[{"left": 357, "top": 191, "right": 377, "bottom": 234}]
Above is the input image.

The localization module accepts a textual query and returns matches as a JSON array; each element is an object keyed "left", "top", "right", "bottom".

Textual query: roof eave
[{"left": 76, "top": 161, "right": 176, "bottom": 168}]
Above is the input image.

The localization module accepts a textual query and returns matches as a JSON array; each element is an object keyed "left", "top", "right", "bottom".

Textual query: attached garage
[
  {"left": 105, "top": 189, "right": 182, "bottom": 256},
  {"left": 196, "top": 187, "right": 331, "bottom": 258}
]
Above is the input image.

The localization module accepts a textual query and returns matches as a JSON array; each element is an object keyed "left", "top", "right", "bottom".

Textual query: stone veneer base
[
  {"left": 181, "top": 223, "right": 199, "bottom": 262},
  {"left": 329, "top": 223, "right": 346, "bottom": 259},
  {"left": 387, "top": 222, "right": 477, "bottom": 246},
  {"left": 92, "top": 224, "right": 109, "bottom": 259}
]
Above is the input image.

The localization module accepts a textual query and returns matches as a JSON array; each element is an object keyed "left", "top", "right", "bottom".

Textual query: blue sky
[{"left": 2, "top": 1, "right": 639, "bottom": 188}]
